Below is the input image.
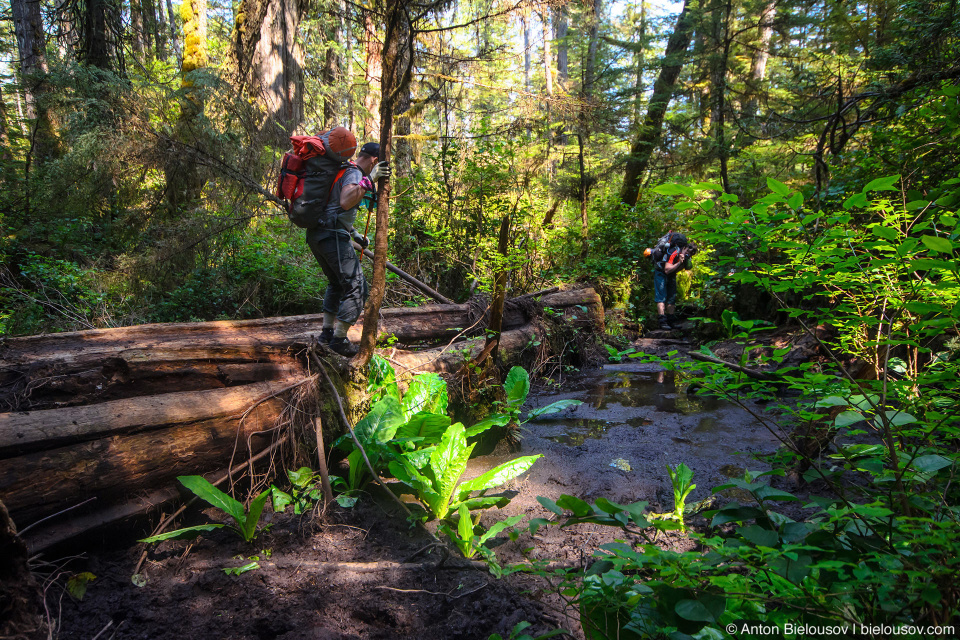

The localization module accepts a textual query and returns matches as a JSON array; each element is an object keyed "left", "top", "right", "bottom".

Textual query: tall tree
[
  {"left": 619, "top": 0, "right": 695, "bottom": 205},
  {"left": 231, "top": 0, "right": 307, "bottom": 145},
  {"left": 741, "top": 0, "right": 776, "bottom": 121},
  {"left": 11, "top": 0, "right": 58, "bottom": 161}
]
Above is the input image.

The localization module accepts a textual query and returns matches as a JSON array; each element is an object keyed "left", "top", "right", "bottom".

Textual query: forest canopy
[{"left": 1, "top": 0, "right": 959, "bottom": 334}]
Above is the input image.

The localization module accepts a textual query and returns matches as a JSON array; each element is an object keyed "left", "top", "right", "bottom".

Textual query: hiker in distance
[
  {"left": 645, "top": 231, "right": 697, "bottom": 331},
  {"left": 283, "top": 127, "right": 390, "bottom": 357}
]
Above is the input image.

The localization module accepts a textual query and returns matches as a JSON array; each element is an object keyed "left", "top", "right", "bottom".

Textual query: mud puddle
[{"left": 464, "top": 362, "right": 788, "bottom": 515}]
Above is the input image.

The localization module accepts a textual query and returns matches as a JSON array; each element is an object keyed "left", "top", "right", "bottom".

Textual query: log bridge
[{"left": 0, "top": 287, "right": 602, "bottom": 552}]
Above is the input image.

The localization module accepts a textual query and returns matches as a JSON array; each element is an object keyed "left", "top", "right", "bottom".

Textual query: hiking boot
[
  {"left": 318, "top": 327, "right": 334, "bottom": 345},
  {"left": 657, "top": 315, "right": 672, "bottom": 330},
  {"left": 328, "top": 336, "right": 359, "bottom": 357}
]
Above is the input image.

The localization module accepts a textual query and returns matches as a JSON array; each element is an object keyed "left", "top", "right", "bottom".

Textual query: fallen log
[
  {"left": 0, "top": 287, "right": 604, "bottom": 549},
  {"left": 0, "top": 287, "right": 601, "bottom": 410},
  {"left": 0, "top": 379, "right": 299, "bottom": 457},
  {"left": 0, "top": 381, "right": 292, "bottom": 527}
]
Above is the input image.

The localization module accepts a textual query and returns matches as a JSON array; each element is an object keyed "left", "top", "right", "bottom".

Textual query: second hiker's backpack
[
  {"left": 650, "top": 231, "right": 685, "bottom": 264},
  {"left": 276, "top": 130, "right": 356, "bottom": 230}
]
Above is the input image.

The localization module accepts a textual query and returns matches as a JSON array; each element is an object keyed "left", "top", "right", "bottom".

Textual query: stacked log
[{"left": 0, "top": 286, "right": 603, "bottom": 551}]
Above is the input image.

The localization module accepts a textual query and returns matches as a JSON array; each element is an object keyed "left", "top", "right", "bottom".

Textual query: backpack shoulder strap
[{"left": 323, "top": 163, "right": 356, "bottom": 208}]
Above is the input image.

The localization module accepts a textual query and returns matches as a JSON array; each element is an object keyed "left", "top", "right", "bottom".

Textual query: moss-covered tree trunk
[{"left": 165, "top": 0, "right": 207, "bottom": 218}]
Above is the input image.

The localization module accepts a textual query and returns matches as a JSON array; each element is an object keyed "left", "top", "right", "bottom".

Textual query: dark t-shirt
[{"left": 323, "top": 165, "right": 363, "bottom": 232}]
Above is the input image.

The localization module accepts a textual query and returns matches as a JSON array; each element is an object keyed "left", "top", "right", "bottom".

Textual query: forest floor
[{"left": 48, "top": 322, "right": 814, "bottom": 640}]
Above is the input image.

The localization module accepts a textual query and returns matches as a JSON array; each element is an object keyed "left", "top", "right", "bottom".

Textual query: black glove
[{"left": 351, "top": 231, "right": 369, "bottom": 248}]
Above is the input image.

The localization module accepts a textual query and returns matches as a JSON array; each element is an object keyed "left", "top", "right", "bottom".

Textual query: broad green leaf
[
  {"left": 457, "top": 503, "right": 474, "bottom": 543},
  {"left": 556, "top": 494, "right": 592, "bottom": 517},
  {"left": 911, "top": 455, "right": 952, "bottom": 474},
  {"left": 241, "top": 490, "right": 270, "bottom": 542},
  {"left": 287, "top": 467, "right": 315, "bottom": 488},
  {"left": 465, "top": 414, "right": 510, "bottom": 438},
  {"left": 223, "top": 562, "right": 260, "bottom": 576},
  {"left": 179, "top": 476, "right": 245, "bottom": 524},
  {"left": 905, "top": 302, "right": 946, "bottom": 314},
  {"left": 139, "top": 524, "right": 224, "bottom": 544},
  {"left": 478, "top": 515, "right": 524, "bottom": 545},
  {"left": 843, "top": 192, "right": 869, "bottom": 209},
  {"left": 430, "top": 423, "right": 474, "bottom": 519},
  {"left": 738, "top": 524, "right": 779, "bottom": 547},
  {"left": 66, "top": 572, "right": 96, "bottom": 600},
  {"left": 909, "top": 258, "right": 956, "bottom": 270},
  {"left": 504, "top": 366, "right": 530, "bottom": 406},
  {"left": 525, "top": 399, "right": 583, "bottom": 421},
  {"left": 921, "top": 235, "right": 954, "bottom": 254},
  {"left": 675, "top": 595, "right": 725, "bottom": 622},
  {"left": 537, "top": 496, "right": 563, "bottom": 515},
  {"left": 767, "top": 177, "right": 791, "bottom": 196},
  {"left": 397, "top": 412, "right": 451, "bottom": 443},
  {"left": 459, "top": 495, "right": 510, "bottom": 511},
  {"left": 401, "top": 372, "right": 448, "bottom": 417},
  {"left": 788, "top": 192, "right": 803, "bottom": 209},
  {"left": 675, "top": 201, "right": 699, "bottom": 211},
  {"left": 814, "top": 396, "right": 848, "bottom": 408},
  {"left": 863, "top": 174, "right": 900, "bottom": 193},
  {"left": 871, "top": 225, "right": 899, "bottom": 241},
  {"left": 875, "top": 410, "right": 916, "bottom": 426},
  {"left": 834, "top": 410, "right": 864, "bottom": 427},
  {"left": 271, "top": 486, "right": 293, "bottom": 513},
  {"left": 692, "top": 181, "right": 723, "bottom": 191},
  {"left": 653, "top": 183, "right": 695, "bottom": 197},
  {"left": 457, "top": 454, "right": 542, "bottom": 497},
  {"left": 770, "top": 554, "right": 813, "bottom": 584},
  {"left": 367, "top": 355, "right": 400, "bottom": 401},
  {"left": 354, "top": 396, "right": 405, "bottom": 444}
]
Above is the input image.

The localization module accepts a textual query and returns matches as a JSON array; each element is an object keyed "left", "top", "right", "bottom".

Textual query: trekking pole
[{"left": 357, "top": 206, "right": 373, "bottom": 258}]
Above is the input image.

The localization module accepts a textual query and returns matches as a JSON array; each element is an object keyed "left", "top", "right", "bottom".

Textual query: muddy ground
[{"left": 47, "top": 329, "right": 794, "bottom": 640}]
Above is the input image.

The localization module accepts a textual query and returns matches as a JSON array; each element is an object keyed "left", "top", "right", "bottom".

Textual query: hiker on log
[
  {"left": 644, "top": 232, "right": 697, "bottom": 330},
  {"left": 285, "top": 128, "right": 391, "bottom": 357}
]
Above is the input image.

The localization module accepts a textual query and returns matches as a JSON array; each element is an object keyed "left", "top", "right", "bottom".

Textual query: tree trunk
[
  {"left": 356, "top": 0, "right": 411, "bottom": 368},
  {"left": 323, "top": 7, "right": 343, "bottom": 128},
  {"left": 362, "top": 9, "right": 382, "bottom": 140},
  {"left": 483, "top": 215, "right": 511, "bottom": 363},
  {"left": 554, "top": 6, "right": 568, "bottom": 86},
  {"left": 83, "top": 0, "right": 116, "bottom": 69},
  {"left": 233, "top": 0, "right": 306, "bottom": 145},
  {"left": 634, "top": 1, "right": 647, "bottom": 125},
  {"left": 166, "top": 0, "right": 208, "bottom": 216},
  {"left": 0, "top": 381, "right": 297, "bottom": 457},
  {"left": 166, "top": 0, "right": 181, "bottom": 58},
  {"left": 11, "top": 0, "right": 58, "bottom": 160},
  {"left": 131, "top": 0, "right": 146, "bottom": 58},
  {"left": 742, "top": 0, "right": 776, "bottom": 121},
  {"left": 619, "top": 0, "right": 694, "bottom": 206},
  {"left": 540, "top": 9, "right": 553, "bottom": 151}
]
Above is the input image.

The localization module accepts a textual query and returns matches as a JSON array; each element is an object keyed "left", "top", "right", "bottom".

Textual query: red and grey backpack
[{"left": 276, "top": 131, "right": 355, "bottom": 229}]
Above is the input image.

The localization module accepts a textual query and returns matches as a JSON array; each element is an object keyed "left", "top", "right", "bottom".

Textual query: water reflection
[
  {"left": 585, "top": 371, "right": 723, "bottom": 413},
  {"left": 545, "top": 419, "right": 619, "bottom": 446}
]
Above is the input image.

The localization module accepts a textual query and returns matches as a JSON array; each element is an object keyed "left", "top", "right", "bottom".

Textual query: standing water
[{"left": 466, "top": 362, "right": 786, "bottom": 512}]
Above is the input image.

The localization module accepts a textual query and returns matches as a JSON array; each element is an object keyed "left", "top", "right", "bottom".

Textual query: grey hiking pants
[{"left": 306, "top": 229, "right": 368, "bottom": 325}]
